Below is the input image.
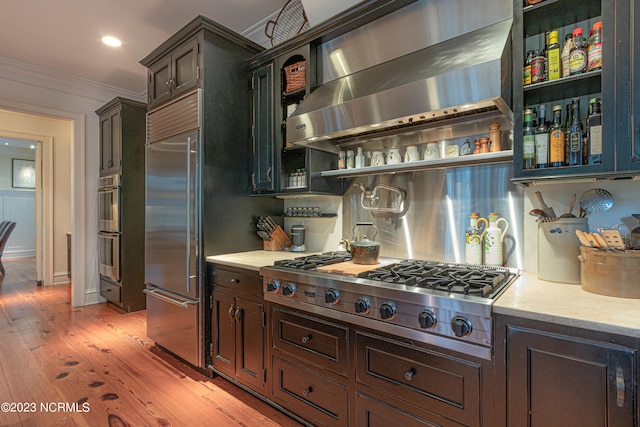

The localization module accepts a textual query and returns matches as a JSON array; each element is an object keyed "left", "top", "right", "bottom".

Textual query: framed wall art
[{"left": 12, "top": 158, "right": 36, "bottom": 189}]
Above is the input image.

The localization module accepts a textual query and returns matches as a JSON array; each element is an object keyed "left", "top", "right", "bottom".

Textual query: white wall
[{"left": 0, "top": 57, "right": 145, "bottom": 305}]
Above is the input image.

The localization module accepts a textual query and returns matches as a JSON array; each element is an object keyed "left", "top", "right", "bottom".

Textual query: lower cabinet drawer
[
  {"left": 355, "top": 332, "right": 481, "bottom": 427},
  {"left": 355, "top": 391, "right": 466, "bottom": 427},
  {"left": 272, "top": 306, "right": 349, "bottom": 376},
  {"left": 100, "top": 279, "right": 121, "bottom": 305},
  {"left": 272, "top": 355, "right": 348, "bottom": 427}
]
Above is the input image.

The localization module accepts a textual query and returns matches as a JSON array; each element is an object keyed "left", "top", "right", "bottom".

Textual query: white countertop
[
  {"left": 206, "top": 250, "right": 320, "bottom": 272},
  {"left": 495, "top": 272, "right": 640, "bottom": 338},
  {"left": 207, "top": 251, "right": 640, "bottom": 338}
]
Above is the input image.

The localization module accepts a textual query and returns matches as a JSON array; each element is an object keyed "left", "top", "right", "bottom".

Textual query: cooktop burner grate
[
  {"left": 274, "top": 252, "right": 352, "bottom": 269},
  {"left": 357, "top": 260, "right": 511, "bottom": 297}
]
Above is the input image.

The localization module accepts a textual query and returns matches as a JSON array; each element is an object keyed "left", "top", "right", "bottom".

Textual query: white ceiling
[{"left": 0, "top": 0, "right": 293, "bottom": 95}]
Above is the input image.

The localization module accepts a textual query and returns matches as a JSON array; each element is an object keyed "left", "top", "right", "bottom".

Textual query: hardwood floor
[{"left": 0, "top": 258, "right": 302, "bottom": 427}]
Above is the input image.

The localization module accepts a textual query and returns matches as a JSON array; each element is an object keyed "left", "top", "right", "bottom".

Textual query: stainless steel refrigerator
[
  {"left": 144, "top": 89, "right": 282, "bottom": 369},
  {"left": 144, "top": 91, "right": 203, "bottom": 367}
]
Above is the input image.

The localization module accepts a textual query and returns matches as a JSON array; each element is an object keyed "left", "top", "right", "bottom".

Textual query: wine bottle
[
  {"left": 587, "top": 98, "right": 602, "bottom": 164},
  {"left": 523, "top": 109, "right": 536, "bottom": 169},
  {"left": 535, "top": 105, "right": 550, "bottom": 168},
  {"left": 567, "top": 99, "right": 583, "bottom": 166}
]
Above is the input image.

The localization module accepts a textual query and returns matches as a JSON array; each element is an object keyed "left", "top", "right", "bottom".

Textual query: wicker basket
[{"left": 284, "top": 61, "right": 306, "bottom": 93}]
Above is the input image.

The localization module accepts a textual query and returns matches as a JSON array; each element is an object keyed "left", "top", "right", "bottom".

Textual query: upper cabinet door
[
  {"left": 251, "top": 63, "right": 276, "bottom": 193},
  {"left": 170, "top": 38, "right": 199, "bottom": 100},
  {"left": 148, "top": 59, "right": 172, "bottom": 109},
  {"left": 616, "top": 0, "right": 640, "bottom": 172},
  {"left": 99, "top": 106, "right": 122, "bottom": 176},
  {"left": 147, "top": 36, "right": 201, "bottom": 110}
]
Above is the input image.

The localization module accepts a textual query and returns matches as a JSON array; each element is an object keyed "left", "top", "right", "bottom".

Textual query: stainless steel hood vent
[{"left": 287, "top": 19, "right": 513, "bottom": 152}]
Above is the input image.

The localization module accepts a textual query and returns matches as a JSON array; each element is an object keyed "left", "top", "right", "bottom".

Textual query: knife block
[{"left": 264, "top": 225, "right": 292, "bottom": 251}]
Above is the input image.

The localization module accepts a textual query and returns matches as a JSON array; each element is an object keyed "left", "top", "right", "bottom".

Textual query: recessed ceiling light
[{"left": 102, "top": 36, "right": 122, "bottom": 47}]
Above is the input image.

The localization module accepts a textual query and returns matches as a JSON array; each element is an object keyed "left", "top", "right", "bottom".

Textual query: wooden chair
[{"left": 0, "top": 222, "right": 17, "bottom": 276}]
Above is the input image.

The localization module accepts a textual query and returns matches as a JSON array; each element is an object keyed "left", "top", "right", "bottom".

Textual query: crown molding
[{"left": 0, "top": 56, "right": 146, "bottom": 104}]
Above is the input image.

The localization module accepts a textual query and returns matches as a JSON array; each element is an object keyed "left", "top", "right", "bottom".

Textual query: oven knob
[
  {"left": 282, "top": 282, "right": 296, "bottom": 296},
  {"left": 451, "top": 316, "right": 473, "bottom": 337},
  {"left": 325, "top": 289, "right": 340, "bottom": 304},
  {"left": 266, "top": 279, "right": 280, "bottom": 293},
  {"left": 354, "top": 298, "right": 370, "bottom": 314},
  {"left": 418, "top": 310, "right": 437, "bottom": 329},
  {"left": 379, "top": 301, "right": 396, "bottom": 320}
]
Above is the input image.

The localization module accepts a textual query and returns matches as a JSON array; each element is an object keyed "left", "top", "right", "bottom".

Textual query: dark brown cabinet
[
  {"left": 269, "top": 305, "right": 350, "bottom": 426},
  {"left": 355, "top": 332, "right": 481, "bottom": 427},
  {"left": 96, "top": 98, "right": 146, "bottom": 312},
  {"left": 251, "top": 62, "right": 277, "bottom": 193},
  {"left": 496, "top": 315, "right": 637, "bottom": 427},
  {"left": 98, "top": 106, "right": 121, "bottom": 176},
  {"left": 145, "top": 36, "right": 200, "bottom": 110},
  {"left": 210, "top": 265, "right": 266, "bottom": 394}
]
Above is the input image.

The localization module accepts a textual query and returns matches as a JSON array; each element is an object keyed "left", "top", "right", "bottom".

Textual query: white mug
[
  {"left": 423, "top": 143, "right": 439, "bottom": 160},
  {"left": 370, "top": 151, "right": 384, "bottom": 167},
  {"left": 387, "top": 148, "right": 401, "bottom": 164},
  {"left": 404, "top": 145, "right": 419, "bottom": 162}
]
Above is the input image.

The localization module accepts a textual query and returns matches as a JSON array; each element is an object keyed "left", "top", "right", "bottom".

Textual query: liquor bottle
[
  {"left": 547, "top": 30, "right": 561, "bottom": 80},
  {"left": 587, "top": 98, "right": 602, "bottom": 164},
  {"left": 567, "top": 99, "right": 584, "bottom": 166},
  {"left": 535, "top": 104, "right": 550, "bottom": 168},
  {"left": 523, "top": 109, "right": 536, "bottom": 169},
  {"left": 587, "top": 21, "right": 603, "bottom": 72},
  {"left": 549, "top": 105, "right": 566, "bottom": 167},
  {"left": 569, "top": 28, "right": 588, "bottom": 75},
  {"left": 561, "top": 33, "right": 575, "bottom": 78}
]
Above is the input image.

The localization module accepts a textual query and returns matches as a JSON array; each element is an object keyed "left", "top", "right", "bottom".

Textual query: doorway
[{"left": 0, "top": 135, "right": 53, "bottom": 285}]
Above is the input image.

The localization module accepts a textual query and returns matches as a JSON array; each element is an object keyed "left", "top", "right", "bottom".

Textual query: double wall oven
[{"left": 98, "top": 174, "right": 120, "bottom": 282}]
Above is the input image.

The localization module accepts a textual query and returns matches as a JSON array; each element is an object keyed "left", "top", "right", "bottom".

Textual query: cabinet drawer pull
[
  {"left": 404, "top": 368, "right": 417, "bottom": 381},
  {"left": 302, "top": 386, "right": 313, "bottom": 396},
  {"left": 228, "top": 304, "right": 235, "bottom": 319},
  {"left": 616, "top": 367, "right": 625, "bottom": 407},
  {"left": 230, "top": 278, "right": 240, "bottom": 284},
  {"left": 301, "top": 334, "right": 312, "bottom": 344}
]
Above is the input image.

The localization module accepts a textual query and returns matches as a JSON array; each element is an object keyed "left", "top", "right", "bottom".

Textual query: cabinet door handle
[
  {"left": 301, "top": 334, "right": 311, "bottom": 344},
  {"left": 234, "top": 308, "right": 242, "bottom": 321},
  {"left": 266, "top": 167, "right": 272, "bottom": 182},
  {"left": 251, "top": 173, "right": 256, "bottom": 191},
  {"left": 302, "top": 386, "right": 313, "bottom": 396},
  {"left": 616, "top": 367, "right": 625, "bottom": 407},
  {"left": 404, "top": 368, "right": 417, "bottom": 381},
  {"left": 227, "top": 304, "right": 235, "bottom": 319}
]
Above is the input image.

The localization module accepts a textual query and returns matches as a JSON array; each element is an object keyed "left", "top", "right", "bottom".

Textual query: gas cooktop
[
  {"left": 261, "top": 252, "right": 519, "bottom": 359},
  {"left": 271, "top": 252, "right": 513, "bottom": 300}
]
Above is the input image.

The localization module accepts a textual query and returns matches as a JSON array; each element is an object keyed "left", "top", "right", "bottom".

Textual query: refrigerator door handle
[{"left": 144, "top": 288, "right": 197, "bottom": 309}]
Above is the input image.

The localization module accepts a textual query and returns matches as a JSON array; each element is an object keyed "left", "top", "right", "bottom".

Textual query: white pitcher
[{"left": 481, "top": 213, "right": 509, "bottom": 267}]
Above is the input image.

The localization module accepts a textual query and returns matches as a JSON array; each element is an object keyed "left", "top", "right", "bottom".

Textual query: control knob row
[{"left": 266, "top": 279, "right": 296, "bottom": 296}]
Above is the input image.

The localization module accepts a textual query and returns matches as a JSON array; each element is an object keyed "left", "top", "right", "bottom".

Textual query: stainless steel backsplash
[{"left": 342, "top": 163, "right": 524, "bottom": 269}]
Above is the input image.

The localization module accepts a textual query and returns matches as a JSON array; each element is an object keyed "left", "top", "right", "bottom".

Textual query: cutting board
[{"left": 316, "top": 259, "right": 395, "bottom": 276}]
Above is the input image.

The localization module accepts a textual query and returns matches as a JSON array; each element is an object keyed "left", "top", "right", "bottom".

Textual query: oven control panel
[{"left": 262, "top": 276, "right": 491, "bottom": 348}]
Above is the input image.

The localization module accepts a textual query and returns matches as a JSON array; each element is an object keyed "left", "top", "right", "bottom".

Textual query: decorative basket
[
  {"left": 579, "top": 247, "right": 640, "bottom": 298},
  {"left": 284, "top": 61, "right": 306, "bottom": 93}
]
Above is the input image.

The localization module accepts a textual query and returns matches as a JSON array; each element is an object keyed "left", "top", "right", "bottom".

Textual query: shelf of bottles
[{"left": 515, "top": 0, "right": 608, "bottom": 181}]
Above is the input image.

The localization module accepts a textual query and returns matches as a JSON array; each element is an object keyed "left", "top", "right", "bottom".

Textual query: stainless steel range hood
[{"left": 287, "top": 19, "right": 513, "bottom": 152}]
